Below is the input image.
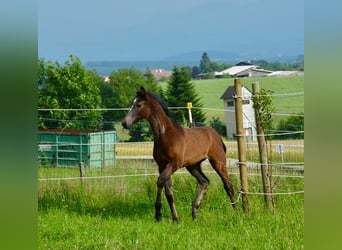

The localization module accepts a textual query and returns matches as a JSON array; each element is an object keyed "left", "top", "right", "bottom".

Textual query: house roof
[
  {"left": 220, "top": 86, "right": 235, "bottom": 99},
  {"left": 150, "top": 69, "right": 171, "bottom": 80},
  {"left": 250, "top": 68, "right": 273, "bottom": 74},
  {"left": 220, "top": 85, "right": 252, "bottom": 100},
  {"left": 235, "top": 61, "right": 255, "bottom": 66},
  {"left": 217, "top": 65, "right": 256, "bottom": 76},
  {"left": 267, "top": 71, "right": 303, "bottom": 77}
]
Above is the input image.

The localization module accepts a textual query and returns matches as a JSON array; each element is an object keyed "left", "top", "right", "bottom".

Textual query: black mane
[{"left": 147, "top": 91, "right": 170, "bottom": 116}]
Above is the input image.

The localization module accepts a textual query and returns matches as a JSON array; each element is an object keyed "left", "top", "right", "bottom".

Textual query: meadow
[
  {"left": 160, "top": 75, "right": 304, "bottom": 122},
  {"left": 38, "top": 162, "right": 304, "bottom": 249},
  {"left": 112, "top": 139, "right": 304, "bottom": 164},
  {"left": 38, "top": 75, "right": 304, "bottom": 249},
  {"left": 115, "top": 75, "right": 304, "bottom": 140}
]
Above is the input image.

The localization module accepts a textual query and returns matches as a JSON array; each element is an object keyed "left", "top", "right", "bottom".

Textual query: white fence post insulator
[{"left": 187, "top": 102, "right": 193, "bottom": 128}]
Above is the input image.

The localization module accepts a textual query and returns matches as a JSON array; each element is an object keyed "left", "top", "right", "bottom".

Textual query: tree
[
  {"left": 98, "top": 67, "right": 163, "bottom": 138},
  {"left": 252, "top": 88, "right": 276, "bottom": 134},
  {"left": 99, "top": 67, "right": 162, "bottom": 125},
  {"left": 166, "top": 66, "right": 206, "bottom": 126},
  {"left": 199, "top": 52, "right": 211, "bottom": 73},
  {"left": 38, "top": 55, "right": 102, "bottom": 130},
  {"left": 199, "top": 52, "right": 232, "bottom": 76},
  {"left": 191, "top": 66, "right": 200, "bottom": 78}
]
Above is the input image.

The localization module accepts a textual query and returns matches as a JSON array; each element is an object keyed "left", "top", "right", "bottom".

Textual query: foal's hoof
[
  {"left": 192, "top": 213, "right": 197, "bottom": 221},
  {"left": 172, "top": 217, "right": 179, "bottom": 223}
]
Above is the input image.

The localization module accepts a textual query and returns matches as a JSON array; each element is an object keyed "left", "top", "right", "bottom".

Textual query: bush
[
  {"left": 275, "top": 113, "right": 304, "bottom": 139},
  {"left": 209, "top": 116, "right": 226, "bottom": 137}
]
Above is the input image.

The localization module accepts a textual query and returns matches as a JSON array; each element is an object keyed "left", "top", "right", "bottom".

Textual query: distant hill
[
  {"left": 85, "top": 51, "right": 303, "bottom": 76},
  {"left": 85, "top": 60, "right": 198, "bottom": 75},
  {"left": 162, "top": 50, "right": 240, "bottom": 62}
]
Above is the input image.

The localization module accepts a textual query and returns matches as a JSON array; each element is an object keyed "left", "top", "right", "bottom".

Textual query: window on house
[
  {"left": 242, "top": 99, "right": 250, "bottom": 105},
  {"left": 227, "top": 100, "right": 234, "bottom": 107}
]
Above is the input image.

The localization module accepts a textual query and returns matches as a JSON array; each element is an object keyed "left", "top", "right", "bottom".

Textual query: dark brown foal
[{"left": 122, "top": 86, "right": 235, "bottom": 221}]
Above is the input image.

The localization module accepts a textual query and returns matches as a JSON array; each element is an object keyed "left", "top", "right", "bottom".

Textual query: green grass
[
  {"left": 38, "top": 76, "right": 304, "bottom": 249},
  {"left": 160, "top": 76, "right": 304, "bottom": 122},
  {"left": 39, "top": 164, "right": 304, "bottom": 249}
]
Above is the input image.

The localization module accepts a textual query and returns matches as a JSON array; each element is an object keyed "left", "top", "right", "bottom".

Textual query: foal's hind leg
[
  {"left": 186, "top": 163, "right": 210, "bottom": 220},
  {"left": 209, "top": 159, "right": 236, "bottom": 208}
]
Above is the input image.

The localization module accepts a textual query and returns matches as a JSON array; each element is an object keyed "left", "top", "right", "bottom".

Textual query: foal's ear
[{"left": 137, "top": 86, "right": 146, "bottom": 97}]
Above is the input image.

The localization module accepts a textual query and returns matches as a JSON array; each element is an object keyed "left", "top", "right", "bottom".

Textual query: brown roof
[
  {"left": 150, "top": 69, "right": 171, "bottom": 81},
  {"left": 220, "top": 86, "right": 235, "bottom": 99}
]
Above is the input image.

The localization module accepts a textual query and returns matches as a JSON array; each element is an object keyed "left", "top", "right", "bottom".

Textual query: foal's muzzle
[
  {"left": 122, "top": 120, "right": 129, "bottom": 129},
  {"left": 122, "top": 117, "right": 134, "bottom": 129}
]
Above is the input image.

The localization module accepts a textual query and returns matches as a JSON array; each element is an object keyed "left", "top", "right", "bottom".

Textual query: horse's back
[
  {"left": 185, "top": 126, "right": 222, "bottom": 142},
  {"left": 183, "top": 126, "right": 226, "bottom": 158}
]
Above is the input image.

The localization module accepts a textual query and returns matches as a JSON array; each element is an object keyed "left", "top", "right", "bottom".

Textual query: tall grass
[{"left": 38, "top": 168, "right": 304, "bottom": 249}]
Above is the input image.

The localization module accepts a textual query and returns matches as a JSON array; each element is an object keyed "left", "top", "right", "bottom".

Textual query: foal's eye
[{"left": 136, "top": 103, "right": 142, "bottom": 108}]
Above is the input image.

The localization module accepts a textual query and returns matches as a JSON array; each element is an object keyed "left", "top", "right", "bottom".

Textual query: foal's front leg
[
  {"left": 154, "top": 180, "right": 163, "bottom": 221},
  {"left": 155, "top": 165, "right": 178, "bottom": 221},
  {"left": 164, "top": 177, "right": 178, "bottom": 221}
]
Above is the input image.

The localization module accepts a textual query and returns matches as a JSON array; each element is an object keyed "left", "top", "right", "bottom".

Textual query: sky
[{"left": 38, "top": 0, "right": 304, "bottom": 63}]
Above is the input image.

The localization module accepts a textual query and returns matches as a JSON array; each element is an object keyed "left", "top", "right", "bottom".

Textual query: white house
[
  {"left": 215, "top": 62, "right": 272, "bottom": 78},
  {"left": 220, "top": 85, "right": 257, "bottom": 141}
]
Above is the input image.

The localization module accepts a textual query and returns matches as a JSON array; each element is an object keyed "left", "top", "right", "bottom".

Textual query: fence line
[
  {"left": 38, "top": 106, "right": 304, "bottom": 117},
  {"left": 38, "top": 169, "right": 304, "bottom": 182},
  {"left": 38, "top": 103, "right": 304, "bottom": 196},
  {"left": 239, "top": 190, "right": 304, "bottom": 196},
  {"left": 234, "top": 91, "right": 304, "bottom": 99},
  {"left": 38, "top": 171, "right": 303, "bottom": 203},
  {"left": 37, "top": 139, "right": 304, "bottom": 148},
  {"left": 37, "top": 91, "right": 304, "bottom": 111}
]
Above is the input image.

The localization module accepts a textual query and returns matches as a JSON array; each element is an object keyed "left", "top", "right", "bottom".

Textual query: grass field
[
  {"left": 115, "top": 76, "right": 304, "bottom": 141},
  {"left": 38, "top": 76, "right": 304, "bottom": 249},
  {"left": 38, "top": 139, "right": 304, "bottom": 249},
  {"left": 113, "top": 139, "right": 304, "bottom": 164},
  {"left": 38, "top": 163, "right": 304, "bottom": 249},
  {"left": 159, "top": 75, "right": 304, "bottom": 122}
]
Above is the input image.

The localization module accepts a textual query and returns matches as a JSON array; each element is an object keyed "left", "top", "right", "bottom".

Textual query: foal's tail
[{"left": 221, "top": 138, "right": 226, "bottom": 153}]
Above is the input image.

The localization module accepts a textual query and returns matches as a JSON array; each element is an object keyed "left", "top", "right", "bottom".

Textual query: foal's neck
[{"left": 148, "top": 105, "right": 175, "bottom": 139}]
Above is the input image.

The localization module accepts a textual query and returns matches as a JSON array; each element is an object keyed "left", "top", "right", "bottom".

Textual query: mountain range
[{"left": 85, "top": 50, "right": 303, "bottom": 76}]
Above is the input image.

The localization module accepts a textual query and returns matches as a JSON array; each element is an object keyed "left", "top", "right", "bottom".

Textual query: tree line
[
  {"left": 38, "top": 54, "right": 303, "bottom": 141},
  {"left": 38, "top": 55, "right": 206, "bottom": 141},
  {"left": 194, "top": 52, "right": 304, "bottom": 79}
]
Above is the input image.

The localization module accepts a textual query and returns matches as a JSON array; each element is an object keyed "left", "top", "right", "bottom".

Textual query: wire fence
[{"left": 38, "top": 102, "right": 304, "bottom": 199}]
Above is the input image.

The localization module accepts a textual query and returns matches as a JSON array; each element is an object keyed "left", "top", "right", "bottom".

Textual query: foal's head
[
  {"left": 122, "top": 86, "right": 170, "bottom": 129},
  {"left": 122, "top": 85, "right": 169, "bottom": 130},
  {"left": 122, "top": 86, "right": 150, "bottom": 129}
]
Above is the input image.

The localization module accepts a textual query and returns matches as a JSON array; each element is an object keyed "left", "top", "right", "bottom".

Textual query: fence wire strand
[{"left": 38, "top": 101, "right": 304, "bottom": 202}]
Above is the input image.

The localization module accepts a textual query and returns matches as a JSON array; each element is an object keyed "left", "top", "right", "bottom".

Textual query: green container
[{"left": 38, "top": 130, "right": 116, "bottom": 168}]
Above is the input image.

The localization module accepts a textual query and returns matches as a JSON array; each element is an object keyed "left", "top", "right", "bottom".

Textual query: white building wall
[{"left": 223, "top": 86, "right": 257, "bottom": 141}]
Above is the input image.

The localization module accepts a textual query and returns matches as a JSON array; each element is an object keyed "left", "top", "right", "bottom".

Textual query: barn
[
  {"left": 220, "top": 85, "right": 257, "bottom": 141},
  {"left": 215, "top": 62, "right": 273, "bottom": 78}
]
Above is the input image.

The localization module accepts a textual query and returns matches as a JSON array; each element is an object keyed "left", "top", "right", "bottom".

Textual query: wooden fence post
[
  {"left": 252, "top": 82, "right": 274, "bottom": 213},
  {"left": 234, "top": 79, "right": 249, "bottom": 214}
]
